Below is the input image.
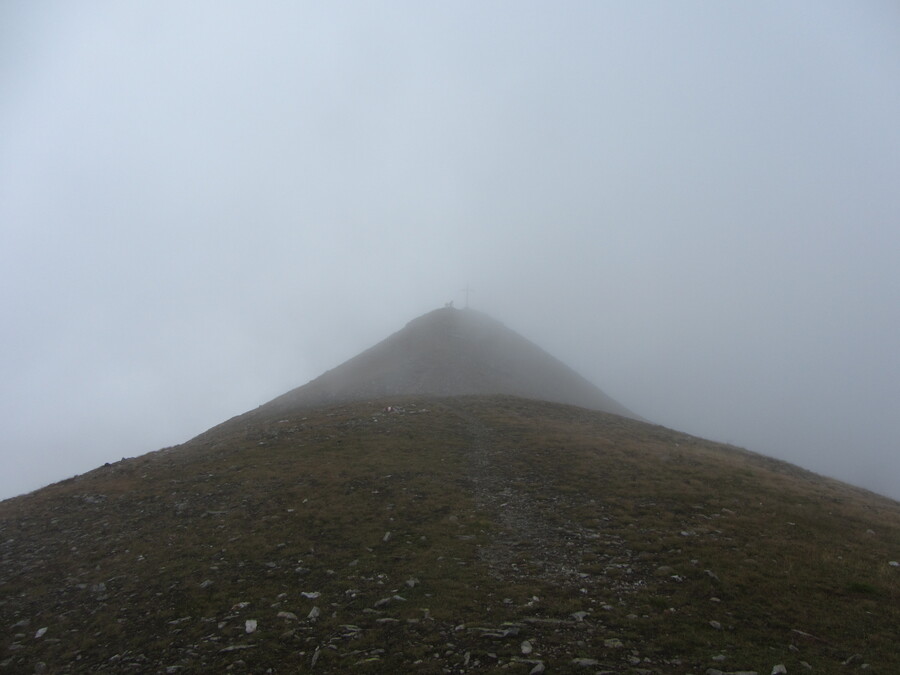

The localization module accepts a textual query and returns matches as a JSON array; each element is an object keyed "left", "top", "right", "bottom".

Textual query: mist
[{"left": 2, "top": 1, "right": 899, "bottom": 501}]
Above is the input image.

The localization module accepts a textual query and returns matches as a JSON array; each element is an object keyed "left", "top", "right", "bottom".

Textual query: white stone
[
  {"left": 572, "top": 658, "right": 599, "bottom": 667},
  {"left": 244, "top": 619, "right": 257, "bottom": 634}
]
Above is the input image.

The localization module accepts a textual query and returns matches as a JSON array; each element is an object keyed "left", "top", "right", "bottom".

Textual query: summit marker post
[{"left": 461, "top": 285, "right": 474, "bottom": 309}]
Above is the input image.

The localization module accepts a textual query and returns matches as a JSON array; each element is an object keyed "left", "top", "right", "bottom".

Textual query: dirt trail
[{"left": 441, "top": 400, "right": 638, "bottom": 591}]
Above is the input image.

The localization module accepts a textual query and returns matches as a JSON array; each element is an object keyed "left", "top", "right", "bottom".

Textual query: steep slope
[
  {"left": 265, "top": 307, "right": 637, "bottom": 418},
  {"left": 2, "top": 395, "right": 899, "bottom": 674}
]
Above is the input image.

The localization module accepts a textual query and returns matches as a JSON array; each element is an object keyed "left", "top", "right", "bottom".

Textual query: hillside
[
  {"left": 265, "top": 307, "right": 637, "bottom": 419},
  {"left": 2, "top": 395, "right": 899, "bottom": 674},
  {"left": 3, "top": 308, "right": 899, "bottom": 674}
]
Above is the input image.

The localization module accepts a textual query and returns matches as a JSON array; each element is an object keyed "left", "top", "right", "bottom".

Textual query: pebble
[
  {"left": 709, "top": 620, "right": 723, "bottom": 630},
  {"left": 307, "top": 606, "right": 321, "bottom": 619},
  {"left": 771, "top": 665, "right": 787, "bottom": 674},
  {"left": 521, "top": 640, "right": 533, "bottom": 654},
  {"left": 244, "top": 619, "right": 257, "bottom": 634},
  {"left": 571, "top": 657, "right": 599, "bottom": 666}
]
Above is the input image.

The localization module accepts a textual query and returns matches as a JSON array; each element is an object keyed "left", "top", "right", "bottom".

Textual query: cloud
[{"left": 2, "top": 2, "right": 899, "bottom": 500}]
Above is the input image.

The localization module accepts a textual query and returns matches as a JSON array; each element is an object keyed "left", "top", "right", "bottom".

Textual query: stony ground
[{"left": 2, "top": 396, "right": 899, "bottom": 674}]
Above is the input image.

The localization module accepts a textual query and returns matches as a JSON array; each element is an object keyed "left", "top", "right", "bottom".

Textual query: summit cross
[{"left": 461, "top": 285, "right": 474, "bottom": 309}]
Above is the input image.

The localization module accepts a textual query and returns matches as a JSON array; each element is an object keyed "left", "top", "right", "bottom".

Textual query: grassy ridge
[{"left": 1, "top": 395, "right": 898, "bottom": 673}]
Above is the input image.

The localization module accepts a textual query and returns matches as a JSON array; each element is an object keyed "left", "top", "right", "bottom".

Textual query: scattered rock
[
  {"left": 771, "top": 665, "right": 787, "bottom": 674},
  {"left": 301, "top": 591, "right": 320, "bottom": 599},
  {"left": 709, "top": 620, "right": 722, "bottom": 630},
  {"left": 307, "top": 606, "right": 321, "bottom": 620},
  {"left": 521, "top": 640, "right": 533, "bottom": 654},
  {"left": 604, "top": 637, "right": 624, "bottom": 648},
  {"left": 34, "top": 627, "right": 47, "bottom": 639},
  {"left": 889, "top": 561, "right": 899, "bottom": 567},
  {"left": 529, "top": 663, "right": 545, "bottom": 675},
  {"left": 277, "top": 611, "right": 297, "bottom": 621},
  {"left": 219, "top": 644, "right": 256, "bottom": 653},
  {"left": 571, "top": 657, "right": 599, "bottom": 667},
  {"left": 244, "top": 619, "right": 257, "bottom": 634}
]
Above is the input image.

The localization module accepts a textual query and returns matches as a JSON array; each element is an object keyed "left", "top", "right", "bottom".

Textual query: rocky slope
[
  {"left": 2, "top": 395, "right": 898, "bottom": 674},
  {"left": 2, "top": 309, "right": 898, "bottom": 673}
]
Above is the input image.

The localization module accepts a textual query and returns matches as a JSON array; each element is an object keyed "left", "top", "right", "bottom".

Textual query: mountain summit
[
  {"left": 267, "top": 306, "right": 637, "bottom": 418},
  {"left": 2, "top": 308, "right": 899, "bottom": 673}
]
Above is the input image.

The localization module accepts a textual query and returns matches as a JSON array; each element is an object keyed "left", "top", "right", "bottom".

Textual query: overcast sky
[{"left": 2, "top": 1, "right": 899, "bottom": 502}]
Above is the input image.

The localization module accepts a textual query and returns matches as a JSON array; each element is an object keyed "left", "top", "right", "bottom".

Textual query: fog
[{"left": 2, "top": 2, "right": 899, "bottom": 501}]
